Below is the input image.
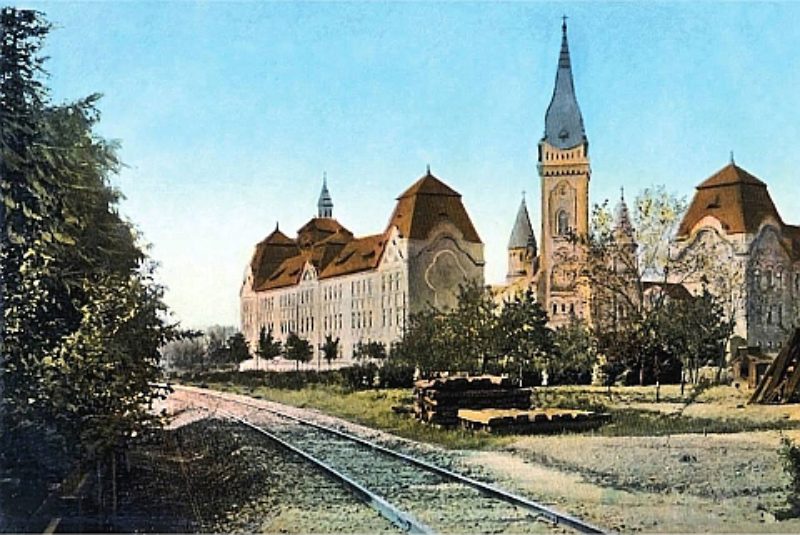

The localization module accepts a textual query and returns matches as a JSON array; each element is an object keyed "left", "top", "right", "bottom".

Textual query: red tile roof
[
  {"left": 386, "top": 172, "right": 482, "bottom": 243},
  {"left": 677, "top": 163, "right": 783, "bottom": 237},
  {"left": 248, "top": 172, "right": 481, "bottom": 293},
  {"left": 250, "top": 228, "right": 300, "bottom": 290},
  {"left": 319, "top": 234, "right": 386, "bottom": 279}
]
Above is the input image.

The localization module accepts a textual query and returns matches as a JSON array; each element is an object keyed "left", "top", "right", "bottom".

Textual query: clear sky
[{"left": 29, "top": 1, "right": 800, "bottom": 329}]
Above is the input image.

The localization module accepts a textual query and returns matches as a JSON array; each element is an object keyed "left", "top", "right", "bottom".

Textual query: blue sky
[{"left": 30, "top": 1, "right": 800, "bottom": 329}]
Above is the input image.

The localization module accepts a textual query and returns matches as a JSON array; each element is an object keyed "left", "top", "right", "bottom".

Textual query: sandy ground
[{"left": 459, "top": 431, "right": 800, "bottom": 533}]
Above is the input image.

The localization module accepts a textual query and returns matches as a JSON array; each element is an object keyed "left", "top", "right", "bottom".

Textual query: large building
[
  {"left": 498, "top": 20, "right": 800, "bottom": 354},
  {"left": 240, "top": 170, "right": 484, "bottom": 364},
  {"left": 672, "top": 161, "right": 800, "bottom": 355}
]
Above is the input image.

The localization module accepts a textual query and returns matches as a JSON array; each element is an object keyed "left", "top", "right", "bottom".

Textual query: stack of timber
[
  {"left": 413, "top": 375, "right": 531, "bottom": 426},
  {"left": 458, "top": 408, "right": 611, "bottom": 434},
  {"left": 749, "top": 328, "right": 800, "bottom": 404}
]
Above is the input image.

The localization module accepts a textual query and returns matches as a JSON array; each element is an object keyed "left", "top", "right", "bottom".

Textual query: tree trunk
[{"left": 111, "top": 452, "right": 117, "bottom": 515}]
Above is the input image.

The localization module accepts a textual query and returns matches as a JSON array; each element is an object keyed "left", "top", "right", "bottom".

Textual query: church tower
[
  {"left": 537, "top": 18, "right": 591, "bottom": 324},
  {"left": 507, "top": 195, "right": 537, "bottom": 283}
]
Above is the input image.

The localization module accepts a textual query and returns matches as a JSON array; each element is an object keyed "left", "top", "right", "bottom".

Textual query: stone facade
[
  {"left": 240, "top": 171, "right": 484, "bottom": 366},
  {"left": 672, "top": 163, "right": 800, "bottom": 355}
]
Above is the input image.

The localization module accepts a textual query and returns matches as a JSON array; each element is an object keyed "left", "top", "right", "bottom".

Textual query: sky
[{"left": 27, "top": 1, "right": 800, "bottom": 329}]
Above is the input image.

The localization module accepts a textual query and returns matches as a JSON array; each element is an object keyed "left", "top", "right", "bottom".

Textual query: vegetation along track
[{"left": 169, "top": 385, "right": 606, "bottom": 534}]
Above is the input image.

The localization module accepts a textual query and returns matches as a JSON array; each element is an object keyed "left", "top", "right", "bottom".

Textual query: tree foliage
[
  {"left": 586, "top": 188, "right": 733, "bottom": 387},
  {"left": 321, "top": 334, "right": 340, "bottom": 367},
  {"left": 354, "top": 340, "right": 387, "bottom": 361},
  {"left": 284, "top": 333, "right": 313, "bottom": 370},
  {"left": 1, "top": 8, "right": 172, "bottom": 466},
  {"left": 256, "top": 326, "right": 281, "bottom": 363}
]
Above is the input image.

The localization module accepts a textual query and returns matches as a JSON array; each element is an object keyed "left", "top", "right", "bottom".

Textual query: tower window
[{"left": 556, "top": 210, "right": 569, "bottom": 236}]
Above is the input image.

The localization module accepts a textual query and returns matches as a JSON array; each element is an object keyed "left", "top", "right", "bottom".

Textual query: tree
[
  {"left": 354, "top": 340, "right": 387, "bottom": 361},
  {"left": 391, "top": 309, "right": 451, "bottom": 377},
  {"left": 321, "top": 335, "right": 340, "bottom": 368},
  {"left": 1, "top": 9, "right": 172, "bottom": 512},
  {"left": 662, "top": 289, "right": 734, "bottom": 390},
  {"left": 584, "top": 188, "right": 695, "bottom": 388},
  {"left": 227, "top": 332, "right": 252, "bottom": 366},
  {"left": 448, "top": 280, "right": 499, "bottom": 374},
  {"left": 552, "top": 316, "right": 596, "bottom": 385},
  {"left": 284, "top": 333, "right": 313, "bottom": 371},
  {"left": 495, "top": 288, "right": 555, "bottom": 382},
  {"left": 255, "top": 326, "right": 282, "bottom": 365},
  {"left": 161, "top": 335, "right": 206, "bottom": 375}
]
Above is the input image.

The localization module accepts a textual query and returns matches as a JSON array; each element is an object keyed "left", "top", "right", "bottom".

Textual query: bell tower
[{"left": 537, "top": 18, "right": 591, "bottom": 324}]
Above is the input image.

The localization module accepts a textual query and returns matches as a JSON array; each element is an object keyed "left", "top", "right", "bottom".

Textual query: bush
[
  {"left": 781, "top": 436, "right": 800, "bottom": 513},
  {"left": 341, "top": 363, "right": 379, "bottom": 390},
  {"left": 378, "top": 361, "right": 415, "bottom": 388}
]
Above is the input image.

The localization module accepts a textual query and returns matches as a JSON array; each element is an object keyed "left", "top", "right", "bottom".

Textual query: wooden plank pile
[
  {"left": 749, "top": 328, "right": 800, "bottom": 404},
  {"left": 413, "top": 375, "right": 531, "bottom": 426},
  {"left": 458, "top": 408, "right": 611, "bottom": 434}
]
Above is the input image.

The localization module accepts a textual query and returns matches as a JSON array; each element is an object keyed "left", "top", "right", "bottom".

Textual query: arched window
[{"left": 556, "top": 210, "right": 569, "bottom": 236}]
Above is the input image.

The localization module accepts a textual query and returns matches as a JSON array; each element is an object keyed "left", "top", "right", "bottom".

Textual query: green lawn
[
  {"left": 198, "top": 381, "right": 514, "bottom": 450},
  {"left": 185, "top": 380, "right": 800, "bottom": 449}
]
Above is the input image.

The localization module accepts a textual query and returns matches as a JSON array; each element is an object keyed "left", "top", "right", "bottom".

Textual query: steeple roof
[
  {"left": 318, "top": 173, "right": 334, "bottom": 218},
  {"left": 543, "top": 19, "right": 586, "bottom": 150},
  {"left": 508, "top": 197, "right": 536, "bottom": 250},
  {"left": 614, "top": 188, "right": 635, "bottom": 240}
]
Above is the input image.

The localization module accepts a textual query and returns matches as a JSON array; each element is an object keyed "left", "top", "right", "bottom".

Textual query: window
[
  {"left": 552, "top": 304, "right": 558, "bottom": 316},
  {"left": 556, "top": 210, "right": 569, "bottom": 236}
]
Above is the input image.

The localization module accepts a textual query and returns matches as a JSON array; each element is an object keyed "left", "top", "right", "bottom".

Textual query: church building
[
  {"left": 240, "top": 170, "right": 484, "bottom": 365},
  {"left": 498, "top": 19, "right": 800, "bottom": 356}
]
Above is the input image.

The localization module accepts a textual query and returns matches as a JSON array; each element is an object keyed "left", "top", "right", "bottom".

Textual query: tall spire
[
  {"left": 317, "top": 172, "right": 333, "bottom": 218},
  {"left": 543, "top": 17, "right": 586, "bottom": 150},
  {"left": 614, "top": 187, "right": 635, "bottom": 241},
  {"left": 508, "top": 195, "right": 537, "bottom": 253}
]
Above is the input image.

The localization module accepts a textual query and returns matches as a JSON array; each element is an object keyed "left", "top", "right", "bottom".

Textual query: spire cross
[
  {"left": 323, "top": 170, "right": 327, "bottom": 185},
  {"left": 426, "top": 164, "right": 431, "bottom": 175},
  {"left": 562, "top": 15, "right": 568, "bottom": 30},
  {"left": 620, "top": 186, "right": 625, "bottom": 201},
  {"left": 730, "top": 150, "right": 735, "bottom": 165}
]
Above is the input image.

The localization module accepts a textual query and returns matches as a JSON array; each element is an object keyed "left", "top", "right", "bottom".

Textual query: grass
[
  {"left": 183, "top": 378, "right": 800, "bottom": 449},
  {"left": 196, "top": 381, "right": 515, "bottom": 450}
]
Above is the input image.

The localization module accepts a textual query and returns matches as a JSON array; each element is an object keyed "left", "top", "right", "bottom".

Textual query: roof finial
[
  {"left": 730, "top": 150, "right": 735, "bottom": 165},
  {"left": 620, "top": 186, "right": 625, "bottom": 202},
  {"left": 426, "top": 164, "right": 431, "bottom": 175},
  {"left": 562, "top": 14, "right": 568, "bottom": 32},
  {"left": 323, "top": 170, "right": 327, "bottom": 186},
  {"left": 275, "top": 221, "right": 279, "bottom": 232},
  {"left": 522, "top": 189, "right": 526, "bottom": 201}
]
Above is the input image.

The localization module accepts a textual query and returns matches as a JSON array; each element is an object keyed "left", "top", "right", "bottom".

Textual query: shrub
[{"left": 781, "top": 436, "right": 800, "bottom": 513}]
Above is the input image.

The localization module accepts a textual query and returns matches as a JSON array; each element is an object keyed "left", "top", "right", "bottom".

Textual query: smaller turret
[
  {"left": 318, "top": 172, "right": 334, "bottom": 218},
  {"left": 507, "top": 194, "right": 537, "bottom": 282},
  {"left": 613, "top": 187, "right": 635, "bottom": 243}
]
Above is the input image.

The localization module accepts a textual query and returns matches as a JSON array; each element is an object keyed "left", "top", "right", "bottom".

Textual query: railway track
[{"left": 170, "top": 385, "right": 607, "bottom": 534}]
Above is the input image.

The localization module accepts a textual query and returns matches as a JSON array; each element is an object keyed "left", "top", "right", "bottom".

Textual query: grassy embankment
[{"left": 184, "top": 377, "right": 800, "bottom": 450}]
